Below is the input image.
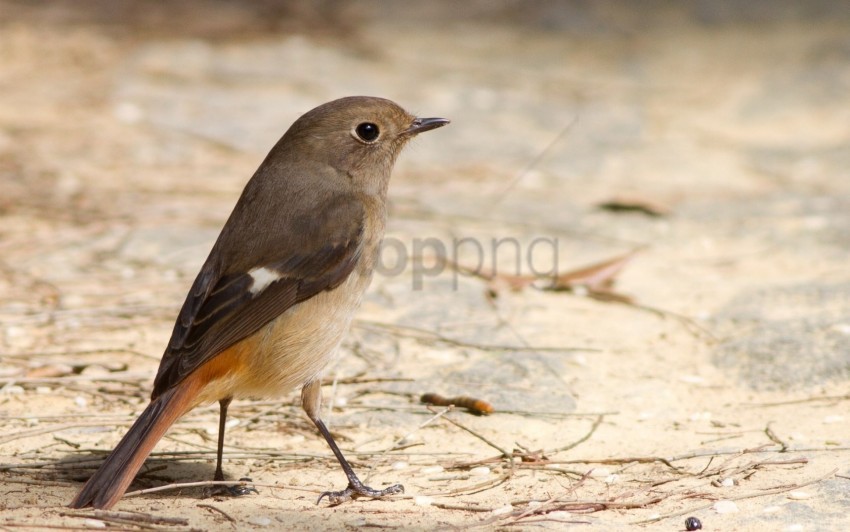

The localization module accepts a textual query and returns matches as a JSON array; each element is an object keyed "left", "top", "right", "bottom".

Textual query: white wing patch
[{"left": 248, "top": 266, "right": 282, "bottom": 295}]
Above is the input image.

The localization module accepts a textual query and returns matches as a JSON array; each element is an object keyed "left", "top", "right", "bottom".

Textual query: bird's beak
[{"left": 403, "top": 117, "right": 450, "bottom": 135}]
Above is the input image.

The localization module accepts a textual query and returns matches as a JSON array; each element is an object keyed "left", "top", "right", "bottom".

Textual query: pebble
[
  {"left": 684, "top": 516, "right": 702, "bottom": 531},
  {"left": 720, "top": 477, "right": 735, "bottom": 487},
  {"left": 763, "top": 505, "right": 782, "bottom": 513},
  {"left": 391, "top": 461, "right": 408, "bottom": 470},
  {"left": 470, "top": 466, "right": 491, "bottom": 476},
  {"left": 604, "top": 474, "right": 620, "bottom": 484},
  {"left": 247, "top": 516, "right": 271, "bottom": 527},
  {"left": 80, "top": 365, "right": 110, "bottom": 377},
  {"left": 830, "top": 322, "right": 850, "bottom": 335},
  {"left": 74, "top": 396, "right": 88, "bottom": 408},
  {"left": 114, "top": 102, "right": 143, "bottom": 123},
  {"left": 787, "top": 491, "right": 812, "bottom": 500},
  {"left": 713, "top": 500, "right": 738, "bottom": 514},
  {"left": 491, "top": 505, "right": 513, "bottom": 516},
  {"left": 83, "top": 519, "right": 106, "bottom": 528},
  {"left": 5, "top": 326, "right": 26, "bottom": 340},
  {"left": 1, "top": 385, "right": 24, "bottom": 395},
  {"left": 414, "top": 496, "right": 433, "bottom": 506},
  {"left": 420, "top": 465, "right": 444, "bottom": 474},
  {"left": 689, "top": 411, "right": 712, "bottom": 422}
]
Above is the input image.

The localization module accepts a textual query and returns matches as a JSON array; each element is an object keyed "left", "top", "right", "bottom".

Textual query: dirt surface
[{"left": 2, "top": 2, "right": 850, "bottom": 530}]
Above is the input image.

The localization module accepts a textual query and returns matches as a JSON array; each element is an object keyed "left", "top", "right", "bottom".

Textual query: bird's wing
[{"left": 151, "top": 193, "right": 365, "bottom": 398}]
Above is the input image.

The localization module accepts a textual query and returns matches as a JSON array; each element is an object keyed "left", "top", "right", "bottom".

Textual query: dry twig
[
  {"left": 634, "top": 468, "right": 838, "bottom": 525},
  {"left": 430, "top": 406, "right": 511, "bottom": 458},
  {"left": 197, "top": 503, "right": 236, "bottom": 523}
]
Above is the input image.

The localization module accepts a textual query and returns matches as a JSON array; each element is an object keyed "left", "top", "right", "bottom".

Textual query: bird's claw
[
  {"left": 316, "top": 481, "right": 404, "bottom": 505},
  {"left": 206, "top": 477, "right": 258, "bottom": 498},
  {"left": 229, "top": 477, "right": 259, "bottom": 496}
]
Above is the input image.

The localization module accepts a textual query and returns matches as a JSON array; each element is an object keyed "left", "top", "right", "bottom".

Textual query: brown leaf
[
  {"left": 547, "top": 248, "right": 642, "bottom": 297},
  {"left": 435, "top": 249, "right": 640, "bottom": 303}
]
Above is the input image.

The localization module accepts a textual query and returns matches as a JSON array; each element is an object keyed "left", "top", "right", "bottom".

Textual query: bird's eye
[{"left": 354, "top": 122, "right": 380, "bottom": 142}]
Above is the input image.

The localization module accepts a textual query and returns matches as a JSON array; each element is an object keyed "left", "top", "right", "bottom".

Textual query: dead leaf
[
  {"left": 597, "top": 195, "right": 672, "bottom": 217},
  {"left": 544, "top": 248, "right": 642, "bottom": 303}
]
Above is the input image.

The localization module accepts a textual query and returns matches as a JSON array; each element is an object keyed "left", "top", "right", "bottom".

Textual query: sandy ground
[{"left": 2, "top": 2, "right": 850, "bottom": 530}]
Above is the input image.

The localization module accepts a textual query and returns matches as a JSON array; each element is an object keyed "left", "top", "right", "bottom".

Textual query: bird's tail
[{"left": 69, "top": 382, "right": 196, "bottom": 509}]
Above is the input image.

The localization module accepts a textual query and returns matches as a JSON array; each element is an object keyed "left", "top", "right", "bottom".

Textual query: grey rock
[{"left": 712, "top": 283, "right": 850, "bottom": 389}]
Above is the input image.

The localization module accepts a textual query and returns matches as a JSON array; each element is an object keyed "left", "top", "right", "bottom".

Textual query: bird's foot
[
  {"left": 205, "top": 477, "right": 258, "bottom": 498},
  {"left": 316, "top": 478, "right": 403, "bottom": 506}
]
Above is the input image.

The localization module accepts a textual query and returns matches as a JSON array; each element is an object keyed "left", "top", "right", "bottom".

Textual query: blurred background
[
  {"left": 4, "top": 1, "right": 849, "bottom": 214},
  {"left": 3, "top": 0, "right": 849, "bottom": 386}
]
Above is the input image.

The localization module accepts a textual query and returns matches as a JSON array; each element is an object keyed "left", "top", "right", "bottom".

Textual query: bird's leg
[
  {"left": 301, "top": 380, "right": 404, "bottom": 505},
  {"left": 207, "top": 397, "right": 256, "bottom": 497},
  {"left": 214, "top": 397, "right": 231, "bottom": 481}
]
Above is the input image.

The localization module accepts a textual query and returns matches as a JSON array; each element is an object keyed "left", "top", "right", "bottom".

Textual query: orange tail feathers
[{"left": 69, "top": 381, "right": 199, "bottom": 509}]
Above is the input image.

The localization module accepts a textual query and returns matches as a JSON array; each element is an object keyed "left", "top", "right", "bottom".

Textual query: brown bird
[{"left": 70, "top": 96, "right": 449, "bottom": 510}]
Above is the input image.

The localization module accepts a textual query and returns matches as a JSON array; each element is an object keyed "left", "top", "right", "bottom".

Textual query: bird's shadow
[{"left": 56, "top": 450, "right": 225, "bottom": 503}]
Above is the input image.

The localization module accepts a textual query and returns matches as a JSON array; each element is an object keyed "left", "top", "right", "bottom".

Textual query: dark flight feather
[{"left": 152, "top": 187, "right": 365, "bottom": 399}]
